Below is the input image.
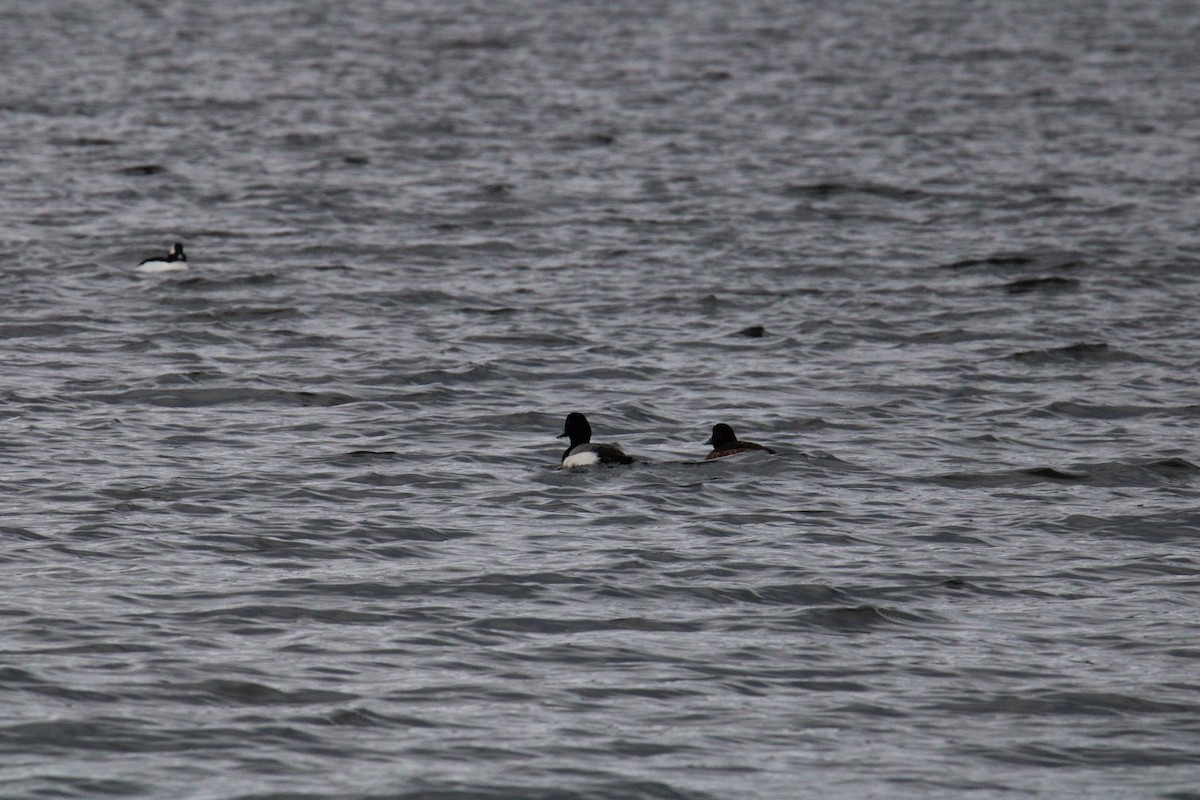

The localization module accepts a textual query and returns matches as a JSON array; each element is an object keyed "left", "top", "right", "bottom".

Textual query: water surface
[{"left": 2, "top": 2, "right": 1199, "bottom": 798}]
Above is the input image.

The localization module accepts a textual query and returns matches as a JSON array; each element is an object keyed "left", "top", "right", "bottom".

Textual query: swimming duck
[
  {"left": 705, "top": 423, "right": 776, "bottom": 460},
  {"left": 558, "top": 412, "right": 635, "bottom": 467}
]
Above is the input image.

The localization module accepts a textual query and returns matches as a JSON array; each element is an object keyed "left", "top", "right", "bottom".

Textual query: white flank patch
[
  {"left": 136, "top": 260, "right": 188, "bottom": 274},
  {"left": 562, "top": 449, "right": 600, "bottom": 468}
]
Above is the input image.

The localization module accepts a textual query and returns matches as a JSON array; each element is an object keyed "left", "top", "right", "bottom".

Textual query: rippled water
[{"left": 3, "top": 2, "right": 1200, "bottom": 798}]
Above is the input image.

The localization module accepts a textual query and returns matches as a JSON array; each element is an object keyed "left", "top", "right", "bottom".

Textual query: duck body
[
  {"left": 705, "top": 423, "right": 776, "bottom": 460},
  {"left": 136, "top": 242, "right": 187, "bottom": 273},
  {"left": 558, "top": 412, "right": 635, "bottom": 467}
]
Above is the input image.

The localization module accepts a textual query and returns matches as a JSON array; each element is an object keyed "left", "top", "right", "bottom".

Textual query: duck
[
  {"left": 558, "top": 412, "right": 635, "bottom": 467},
  {"left": 705, "top": 423, "right": 776, "bottom": 460},
  {"left": 136, "top": 242, "right": 187, "bottom": 273}
]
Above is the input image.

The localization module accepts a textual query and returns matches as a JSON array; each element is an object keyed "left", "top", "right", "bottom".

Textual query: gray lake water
[{"left": 2, "top": 1, "right": 1199, "bottom": 798}]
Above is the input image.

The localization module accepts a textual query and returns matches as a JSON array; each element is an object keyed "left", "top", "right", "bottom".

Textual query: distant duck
[
  {"left": 136, "top": 242, "right": 187, "bottom": 273},
  {"left": 705, "top": 423, "right": 776, "bottom": 460},
  {"left": 558, "top": 412, "right": 635, "bottom": 468}
]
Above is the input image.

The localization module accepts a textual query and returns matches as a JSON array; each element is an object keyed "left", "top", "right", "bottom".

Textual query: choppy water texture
[{"left": 3, "top": 1, "right": 1200, "bottom": 798}]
